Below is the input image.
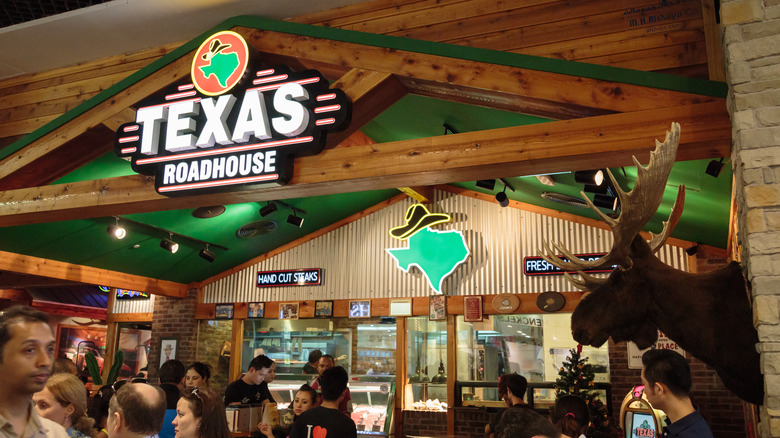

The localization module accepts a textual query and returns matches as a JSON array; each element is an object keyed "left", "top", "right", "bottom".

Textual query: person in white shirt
[{"left": 0, "top": 305, "right": 69, "bottom": 438}]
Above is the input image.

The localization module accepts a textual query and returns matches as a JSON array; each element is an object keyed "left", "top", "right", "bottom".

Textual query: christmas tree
[{"left": 554, "top": 344, "right": 613, "bottom": 438}]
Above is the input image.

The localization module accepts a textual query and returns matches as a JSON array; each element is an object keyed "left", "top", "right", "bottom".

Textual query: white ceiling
[{"left": 0, "top": 0, "right": 366, "bottom": 80}]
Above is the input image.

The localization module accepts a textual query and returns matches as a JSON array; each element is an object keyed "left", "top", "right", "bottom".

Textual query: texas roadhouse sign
[{"left": 115, "top": 30, "right": 351, "bottom": 196}]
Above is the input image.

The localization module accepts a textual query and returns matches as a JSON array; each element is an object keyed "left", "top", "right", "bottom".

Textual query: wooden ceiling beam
[
  {"left": 0, "top": 124, "right": 116, "bottom": 190},
  {"left": 238, "top": 27, "right": 722, "bottom": 114},
  {"left": 0, "top": 53, "right": 193, "bottom": 182},
  {"left": 326, "top": 68, "right": 407, "bottom": 148},
  {"left": 0, "top": 250, "right": 188, "bottom": 297},
  {"left": 0, "top": 101, "right": 729, "bottom": 227}
]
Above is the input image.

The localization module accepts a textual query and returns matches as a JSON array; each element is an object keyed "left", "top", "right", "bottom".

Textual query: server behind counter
[{"left": 225, "top": 355, "right": 275, "bottom": 406}]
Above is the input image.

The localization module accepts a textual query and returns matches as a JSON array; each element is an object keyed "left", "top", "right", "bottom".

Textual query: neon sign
[{"left": 114, "top": 30, "right": 351, "bottom": 196}]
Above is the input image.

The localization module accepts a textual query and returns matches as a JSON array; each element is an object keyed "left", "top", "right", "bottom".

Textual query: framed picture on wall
[
  {"left": 429, "top": 295, "right": 446, "bottom": 321},
  {"left": 279, "top": 302, "right": 300, "bottom": 320},
  {"left": 314, "top": 300, "right": 333, "bottom": 318},
  {"left": 463, "top": 296, "right": 483, "bottom": 322},
  {"left": 215, "top": 303, "right": 234, "bottom": 319},
  {"left": 161, "top": 338, "right": 177, "bottom": 362},
  {"left": 349, "top": 300, "right": 371, "bottom": 318},
  {"left": 248, "top": 302, "right": 265, "bottom": 318},
  {"left": 56, "top": 325, "right": 107, "bottom": 363}
]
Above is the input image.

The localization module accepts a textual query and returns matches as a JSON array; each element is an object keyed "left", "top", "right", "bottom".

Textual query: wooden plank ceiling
[{"left": 0, "top": 1, "right": 729, "bottom": 295}]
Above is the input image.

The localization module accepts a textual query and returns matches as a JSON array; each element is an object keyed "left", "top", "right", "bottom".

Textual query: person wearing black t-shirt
[
  {"left": 224, "top": 355, "right": 275, "bottom": 405},
  {"left": 486, "top": 373, "right": 529, "bottom": 438},
  {"left": 289, "top": 366, "right": 357, "bottom": 438}
]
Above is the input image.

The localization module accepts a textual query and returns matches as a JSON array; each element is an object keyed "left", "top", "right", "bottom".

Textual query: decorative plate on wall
[
  {"left": 536, "top": 291, "right": 566, "bottom": 312},
  {"left": 492, "top": 294, "right": 520, "bottom": 313}
]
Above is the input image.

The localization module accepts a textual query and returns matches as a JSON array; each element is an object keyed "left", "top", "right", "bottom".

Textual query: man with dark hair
[
  {"left": 641, "top": 349, "right": 713, "bottom": 438},
  {"left": 224, "top": 354, "right": 274, "bottom": 405},
  {"left": 158, "top": 359, "right": 186, "bottom": 409},
  {"left": 289, "top": 366, "right": 357, "bottom": 438},
  {"left": 0, "top": 305, "right": 69, "bottom": 437},
  {"left": 495, "top": 407, "right": 559, "bottom": 438},
  {"left": 485, "top": 373, "right": 530, "bottom": 437},
  {"left": 106, "top": 383, "right": 166, "bottom": 438},
  {"left": 302, "top": 350, "right": 322, "bottom": 374},
  {"left": 310, "top": 354, "right": 351, "bottom": 413}
]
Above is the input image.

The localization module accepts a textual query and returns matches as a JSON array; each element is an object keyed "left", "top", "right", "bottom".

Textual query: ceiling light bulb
[
  {"left": 107, "top": 224, "right": 126, "bottom": 239},
  {"left": 594, "top": 170, "right": 604, "bottom": 186},
  {"left": 199, "top": 247, "right": 215, "bottom": 262},
  {"left": 259, "top": 202, "right": 278, "bottom": 217},
  {"left": 495, "top": 191, "right": 509, "bottom": 207}
]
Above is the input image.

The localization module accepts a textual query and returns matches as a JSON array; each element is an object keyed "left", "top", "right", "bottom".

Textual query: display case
[
  {"left": 405, "top": 317, "right": 448, "bottom": 411},
  {"left": 268, "top": 376, "right": 395, "bottom": 436},
  {"left": 242, "top": 319, "right": 352, "bottom": 375},
  {"left": 454, "top": 381, "right": 612, "bottom": 413}
]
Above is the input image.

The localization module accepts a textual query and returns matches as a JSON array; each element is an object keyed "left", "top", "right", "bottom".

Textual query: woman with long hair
[
  {"left": 33, "top": 373, "right": 96, "bottom": 438},
  {"left": 173, "top": 386, "right": 231, "bottom": 438},
  {"left": 550, "top": 394, "right": 590, "bottom": 438},
  {"left": 185, "top": 362, "right": 211, "bottom": 389}
]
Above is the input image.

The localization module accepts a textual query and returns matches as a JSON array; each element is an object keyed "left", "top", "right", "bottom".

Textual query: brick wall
[
  {"left": 148, "top": 289, "right": 198, "bottom": 382},
  {"left": 402, "top": 410, "right": 446, "bottom": 436},
  {"left": 453, "top": 407, "right": 496, "bottom": 437},
  {"left": 721, "top": 0, "right": 780, "bottom": 436},
  {"left": 194, "top": 319, "right": 232, "bottom": 396}
]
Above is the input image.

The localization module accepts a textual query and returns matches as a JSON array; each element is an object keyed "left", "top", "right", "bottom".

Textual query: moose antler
[{"left": 540, "top": 123, "right": 685, "bottom": 287}]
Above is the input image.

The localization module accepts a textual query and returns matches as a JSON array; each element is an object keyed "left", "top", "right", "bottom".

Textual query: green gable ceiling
[{"left": 0, "top": 16, "right": 732, "bottom": 286}]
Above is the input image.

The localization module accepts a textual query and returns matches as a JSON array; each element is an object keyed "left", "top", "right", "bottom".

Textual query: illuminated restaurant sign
[
  {"left": 257, "top": 268, "right": 322, "bottom": 287},
  {"left": 114, "top": 30, "right": 351, "bottom": 196},
  {"left": 116, "top": 289, "right": 149, "bottom": 300},
  {"left": 523, "top": 253, "right": 613, "bottom": 276}
]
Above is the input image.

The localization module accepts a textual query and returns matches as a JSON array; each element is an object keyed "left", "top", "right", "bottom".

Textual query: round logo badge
[{"left": 191, "top": 31, "right": 250, "bottom": 96}]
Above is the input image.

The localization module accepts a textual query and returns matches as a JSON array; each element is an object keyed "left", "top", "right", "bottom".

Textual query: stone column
[{"left": 721, "top": 0, "right": 780, "bottom": 435}]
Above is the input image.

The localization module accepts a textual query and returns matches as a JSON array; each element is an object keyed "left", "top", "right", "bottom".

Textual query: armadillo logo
[{"left": 114, "top": 31, "right": 351, "bottom": 196}]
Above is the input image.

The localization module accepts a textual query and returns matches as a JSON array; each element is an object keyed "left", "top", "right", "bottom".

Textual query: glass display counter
[
  {"left": 268, "top": 376, "right": 395, "bottom": 436},
  {"left": 405, "top": 317, "right": 448, "bottom": 411}
]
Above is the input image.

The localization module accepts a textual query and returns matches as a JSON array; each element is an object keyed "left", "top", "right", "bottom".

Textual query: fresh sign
[
  {"left": 114, "top": 30, "right": 351, "bottom": 196},
  {"left": 523, "top": 253, "right": 614, "bottom": 276}
]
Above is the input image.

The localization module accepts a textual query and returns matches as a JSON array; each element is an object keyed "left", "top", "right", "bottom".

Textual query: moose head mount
[{"left": 541, "top": 123, "right": 763, "bottom": 405}]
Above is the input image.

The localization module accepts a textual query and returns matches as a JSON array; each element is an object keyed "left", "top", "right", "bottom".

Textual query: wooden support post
[
  {"left": 102, "top": 290, "right": 118, "bottom": 385},
  {"left": 446, "top": 314, "right": 457, "bottom": 435},
  {"left": 395, "top": 316, "right": 407, "bottom": 438},
  {"left": 229, "top": 318, "right": 244, "bottom": 382}
]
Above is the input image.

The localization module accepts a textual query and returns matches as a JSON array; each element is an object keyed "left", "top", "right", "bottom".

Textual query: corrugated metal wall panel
[
  {"left": 204, "top": 190, "right": 689, "bottom": 303},
  {"left": 112, "top": 294, "right": 155, "bottom": 313}
]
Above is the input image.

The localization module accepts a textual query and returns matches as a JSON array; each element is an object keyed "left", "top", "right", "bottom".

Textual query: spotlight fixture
[
  {"left": 199, "top": 245, "right": 216, "bottom": 262},
  {"left": 476, "top": 179, "right": 496, "bottom": 191},
  {"left": 685, "top": 244, "right": 700, "bottom": 256},
  {"left": 107, "top": 218, "right": 126, "bottom": 239},
  {"left": 592, "top": 194, "right": 618, "bottom": 210},
  {"left": 705, "top": 158, "right": 724, "bottom": 178},
  {"left": 496, "top": 186, "right": 509, "bottom": 207},
  {"left": 160, "top": 235, "right": 179, "bottom": 253},
  {"left": 287, "top": 213, "right": 304, "bottom": 228},
  {"left": 259, "top": 202, "right": 278, "bottom": 217},
  {"left": 583, "top": 183, "right": 611, "bottom": 195},
  {"left": 574, "top": 169, "right": 604, "bottom": 186}
]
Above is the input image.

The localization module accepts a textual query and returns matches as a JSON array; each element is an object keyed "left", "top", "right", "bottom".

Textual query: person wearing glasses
[
  {"left": 33, "top": 373, "right": 95, "bottom": 438},
  {"left": 172, "top": 386, "right": 230, "bottom": 438},
  {"left": 105, "top": 383, "right": 165, "bottom": 438},
  {"left": 0, "top": 305, "right": 69, "bottom": 438}
]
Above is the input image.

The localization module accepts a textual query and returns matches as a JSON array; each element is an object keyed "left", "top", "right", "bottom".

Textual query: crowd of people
[{"left": 0, "top": 304, "right": 712, "bottom": 438}]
